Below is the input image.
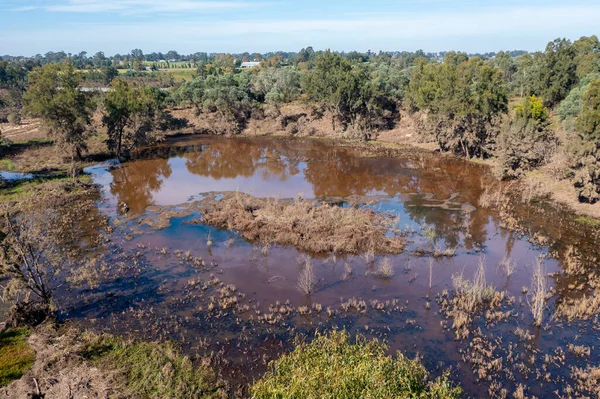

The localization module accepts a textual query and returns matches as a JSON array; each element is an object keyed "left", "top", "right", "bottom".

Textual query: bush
[
  {"left": 568, "top": 138, "right": 600, "bottom": 203},
  {"left": 496, "top": 95, "right": 557, "bottom": 178},
  {"left": 251, "top": 67, "right": 302, "bottom": 104},
  {"left": 251, "top": 330, "right": 461, "bottom": 399},
  {"left": 568, "top": 78, "right": 600, "bottom": 203},
  {"left": 6, "top": 112, "right": 20, "bottom": 126}
]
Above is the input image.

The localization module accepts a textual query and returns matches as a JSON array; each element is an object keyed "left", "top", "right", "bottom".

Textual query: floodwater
[{"left": 65, "top": 136, "right": 600, "bottom": 397}]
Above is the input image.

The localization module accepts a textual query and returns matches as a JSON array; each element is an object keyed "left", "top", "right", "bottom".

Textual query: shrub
[
  {"left": 251, "top": 330, "right": 461, "bottom": 399},
  {"left": 496, "top": 95, "right": 557, "bottom": 178},
  {"left": 567, "top": 138, "right": 600, "bottom": 203},
  {"left": 6, "top": 112, "right": 20, "bottom": 126}
]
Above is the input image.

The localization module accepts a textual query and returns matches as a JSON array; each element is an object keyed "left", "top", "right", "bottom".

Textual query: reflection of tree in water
[
  {"left": 302, "top": 148, "right": 494, "bottom": 248},
  {"left": 110, "top": 158, "right": 172, "bottom": 214},
  {"left": 110, "top": 137, "right": 495, "bottom": 246},
  {"left": 183, "top": 140, "right": 301, "bottom": 182}
]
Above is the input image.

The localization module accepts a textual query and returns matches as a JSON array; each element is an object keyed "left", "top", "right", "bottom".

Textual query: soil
[{"left": 3, "top": 323, "right": 118, "bottom": 399}]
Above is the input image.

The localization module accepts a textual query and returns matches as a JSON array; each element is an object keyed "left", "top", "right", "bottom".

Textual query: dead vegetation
[
  {"left": 439, "top": 258, "right": 509, "bottom": 339},
  {"left": 196, "top": 192, "right": 405, "bottom": 255},
  {"left": 555, "top": 290, "right": 600, "bottom": 321},
  {"left": 528, "top": 256, "right": 548, "bottom": 327},
  {"left": 570, "top": 364, "right": 600, "bottom": 398}
]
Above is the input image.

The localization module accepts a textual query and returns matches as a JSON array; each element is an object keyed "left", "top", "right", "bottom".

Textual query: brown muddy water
[{"left": 65, "top": 136, "right": 600, "bottom": 398}]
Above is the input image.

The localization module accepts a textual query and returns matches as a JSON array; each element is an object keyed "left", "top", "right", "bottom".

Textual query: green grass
[
  {"left": 168, "top": 69, "right": 197, "bottom": 82},
  {"left": 575, "top": 215, "right": 600, "bottom": 228},
  {"left": 81, "top": 334, "right": 225, "bottom": 399},
  {"left": 251, "top": 330, "right": 462, "bottom": 399},
  {"left": 0, "top": 175, "right": 93, "bottom": 202},
  {"left": 0, "top": 159, "right": 15, "bottom": 171},
  {"left": 0, "top": 328, "right": 35, "bottom": 387}
]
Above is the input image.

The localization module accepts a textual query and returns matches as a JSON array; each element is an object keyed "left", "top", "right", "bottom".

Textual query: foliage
[
  {"left": 564, "top": 79, "right": 600, "bottom": 203},
  {"left": 0, "top": 328, "right": 34, "bottom": 387},
  {"left": 250, "top": 67, "right": 302, "bottom": 104},
  {"left": 572, "top": 35, "right": 600, "bottom": 79},
  {"left": 172, "top": 73, "right": 253, "bottom": 133},
  {"left": 577, "top": 78, "right": 600, "bottom": 139},
  {"left": 530, "top": 38, "right": 578, "bottom": 106},
  {"left": 250, "top": 330, "right": 462, "bottom": 399},
  {"left": 23, "top": 63, "right": 94, "bottom": 162},
  {"left": 103, "top": 79, "right": 167, "bottom": 158},
  {"left": 568, "top": 138, "right": 600, "bottom": 204},
  {"left": 496, "top": 95, "right": 556, "bottom": 178},
  {"left": 82, "top": 334, "right": 226, "bottom": 398},
  {"left": 303, "top": 51, "right": 392, "bottom": 136},
  {"left": 408, "top": 54, "right": 508, "bottom": 158},
  {"left": 557, "top": 73, "right": 600, "bottom": 129}
]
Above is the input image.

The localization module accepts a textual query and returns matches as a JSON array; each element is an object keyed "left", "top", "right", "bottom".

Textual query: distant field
[{"left": 143, "top": 61, "right": 197, "bottom": 69}]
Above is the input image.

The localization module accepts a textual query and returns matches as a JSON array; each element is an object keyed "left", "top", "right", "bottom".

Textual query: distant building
[{"left": 240, "top": 61, "right": 261, "bottom": 69}]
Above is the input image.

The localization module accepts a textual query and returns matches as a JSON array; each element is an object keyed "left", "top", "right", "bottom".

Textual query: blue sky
[{"left": 1, "top": 0, "right": 600, "bottom": 56}]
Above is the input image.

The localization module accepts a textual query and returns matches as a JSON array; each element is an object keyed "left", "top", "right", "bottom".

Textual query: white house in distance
[{"left": 240, "top": 61, "right": 261, "bottom": 69}]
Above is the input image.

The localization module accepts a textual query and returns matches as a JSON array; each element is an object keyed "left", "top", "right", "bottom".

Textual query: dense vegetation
[{"left": 251, "top": 330, "right": 461, "bottom": 398}]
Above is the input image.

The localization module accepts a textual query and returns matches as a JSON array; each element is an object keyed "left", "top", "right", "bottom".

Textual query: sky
[{"left": 1, "top": 0, "right": 600, "bottom": 56}]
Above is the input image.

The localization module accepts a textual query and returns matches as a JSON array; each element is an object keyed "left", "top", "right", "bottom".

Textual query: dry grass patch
[
  {"left": 198, "top": 192, "right": 404, "bottom": 255},
  {"left": 439, "top": 258, "right": 507, "bottom": 339},
  {"left": 555, "top": 290, "right": 600, "bottom": 321},
  {"left": 571, "top": 365, "right": 600, "bottom": 398}
]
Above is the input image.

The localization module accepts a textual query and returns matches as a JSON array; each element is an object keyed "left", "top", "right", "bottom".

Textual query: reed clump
[{"left": 197, "top": 192, "right": 404, "bottom": 255}]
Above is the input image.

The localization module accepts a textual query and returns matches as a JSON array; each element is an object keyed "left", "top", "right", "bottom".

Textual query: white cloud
[
  {"left": 3, "top": 4, "right": 600, "bottom": 54},
  {"left": 13, "top": 0, "right": 252, "bottom": 14}
]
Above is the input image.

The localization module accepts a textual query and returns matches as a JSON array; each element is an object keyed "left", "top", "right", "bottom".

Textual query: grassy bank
[{"left": 0, "top": 328, "right": 35, "bottom": 387}]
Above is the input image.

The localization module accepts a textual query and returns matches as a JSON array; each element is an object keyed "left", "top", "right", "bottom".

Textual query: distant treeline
[{"left": 0, "top": 47, "right": 528, "bottom": 69}]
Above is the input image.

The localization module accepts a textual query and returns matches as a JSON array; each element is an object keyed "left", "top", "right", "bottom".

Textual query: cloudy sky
[{"left": 2, "top": 0, "right": 600, "bottom": 56}]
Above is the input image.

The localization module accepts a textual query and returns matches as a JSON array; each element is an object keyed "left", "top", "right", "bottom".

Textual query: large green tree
[
  {"left": 407, "top": 54, "right": 508, "bottom": 158},
  {"left": 103, "top": 79, "right": 166, "bottom": 158},
  {"left": 303, "top": 51, "right": 387, "bottom": 135},
  {"left": 530, "top": 38, "right": 577, "bottom": 106},
  {"left": 23, "top": 63, "right": 93, "bottom": 165}
]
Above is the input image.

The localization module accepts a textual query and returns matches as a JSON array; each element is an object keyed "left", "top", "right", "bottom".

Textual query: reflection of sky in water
[{"left": 154, "top": 157, "right": 314, "bottom": 203}]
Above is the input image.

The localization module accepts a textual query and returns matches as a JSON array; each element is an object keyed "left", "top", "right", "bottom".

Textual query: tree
[
  {"left": 103, "top": 79, "right": 167, "bottom": 158},
  {"left": 23, "top": 63, "right": 93, "bottom": 170},
  {"left": 496, "top": 95, "right": 557, "bottom": 178},
  {"left": 250, "top": 68, "right": 302, "bottom": 104},
  {"left": 577, "top": 78, "right": 600, "bottom": 139},
  {"left": 407, "top": 55, "right": 508, "bottom": 158},
  {"left": 530, "top": 38, "right": 577, "bottom": 106},
  {"left": 572, "top": 35, "right": 600, "bottom": 79},
  {"left": 303, "top": 51, "right": 386, "bottom": 136},
  {"left": 568, "top": 79, "right": 600, "bottom": 203}
]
